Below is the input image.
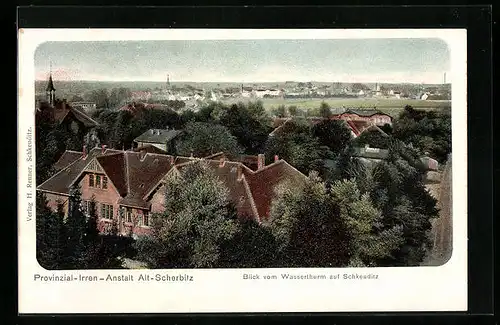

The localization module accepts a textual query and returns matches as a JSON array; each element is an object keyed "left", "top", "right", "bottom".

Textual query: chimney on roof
[
  {"left": 219, "top": 157, "right": 226, "bottom": 168},
  {"left": 150, "top": 129, "right": 154, "bottom": 135},
  {"left": 101, "top": 144, "right": 107, "bottom": 154},
  {"left": 139, "top": 149, "right": 146, "bottom": 161},
  {"left": 257, "top": 154, "right": 265, "bottom": 170},
  {"left": 83, "top": 145, "right": 87, "bottom": 159},
  {"left": 170, "top": 156, "right": 175, "bottom": 165},
  {"left": 274, "top": 155, "right": 279, "bottom": 162}
]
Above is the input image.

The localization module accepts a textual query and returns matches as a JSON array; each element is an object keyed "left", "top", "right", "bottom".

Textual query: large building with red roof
[
  {"left": 37, "top": 147, "right": 306, "bottom": 236},
  {"left": 270, "top": 109, "right": 392, "bottom": 138}
]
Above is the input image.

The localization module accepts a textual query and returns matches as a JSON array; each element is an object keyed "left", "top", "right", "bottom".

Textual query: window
[
  {"left": 100, "top": 203, "right": 113, "bottom": 219},
  {"left": 82, "top": 200, "right": 91, "bottom": 214},
  {"left": 143, "top": 211, "right": 149, "bottom": 227},
  {"left": 89, "top": 174, "right": 107, "bottom": 189},
  {"left": 126, "top": 208, "right": 132, "bottom": 223}
]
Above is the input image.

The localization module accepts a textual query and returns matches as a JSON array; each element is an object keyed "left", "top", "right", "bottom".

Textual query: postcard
[{"left": 18, "top": 28, "right": 467, "bottom": 313}]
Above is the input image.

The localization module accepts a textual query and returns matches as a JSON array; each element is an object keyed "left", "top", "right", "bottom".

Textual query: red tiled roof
[
  {"left": 346, "top": 120, "right": 361, "bottom": 136},
  {"left": 359, "top": 124, "right": 389, "bottom": 137},
  {"left": 39, "top": 147, "right": 306, "bottom": 222},
  {"left": 96, "top": 153, "right": 128, "bottom": 197},
  {"left": 178, "top": 159, "right": 258, "bottom": 220},
  {"left": 69, "top": 107, "right": 100, "bottom": 127},
  {"left": 53, "top": 150, "right": 83, "bottom": 171},
  {"left": 127, "top": 152, "right": 174, "bottom": 199},
  {"left": 37, "top": 148, "right": 121, "bottom": 195},
  {"left": 38, "top": 101, "right": 99, "bottom": 128},
  {"left": 350, "top": 120, "right": 371, "bottom": 134},
  {"left": 243, "top": 160, "right": 306, "bottom": 221}
]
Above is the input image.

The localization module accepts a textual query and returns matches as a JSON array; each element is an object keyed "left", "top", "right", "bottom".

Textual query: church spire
[
  {"left": 46, "top": 62, "right": 56, "bottom": 105},
  {"left": 46, "top": 74, "right": 56, "bottom": 92}
]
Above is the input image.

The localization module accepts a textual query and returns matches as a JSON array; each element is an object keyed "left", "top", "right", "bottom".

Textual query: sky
[{"left": 35, "top": 38, "right": 450, "bottom": 84}]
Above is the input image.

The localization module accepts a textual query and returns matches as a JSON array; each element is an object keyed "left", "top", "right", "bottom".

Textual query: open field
[{"left": 222, "top": 97, "right": 451, "bottom": 116}]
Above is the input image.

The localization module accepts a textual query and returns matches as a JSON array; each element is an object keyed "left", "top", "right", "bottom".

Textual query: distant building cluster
[{"left": 35, "top": 70, "right": 451, "bottom": 116}]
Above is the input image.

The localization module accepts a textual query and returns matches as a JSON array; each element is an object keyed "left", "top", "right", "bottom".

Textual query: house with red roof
[
  {"left": 269, "top": 115, "right": 387, "bottom": 139},
  {"left": 37, "top": 146, "right": 306, "bottom": 237}
]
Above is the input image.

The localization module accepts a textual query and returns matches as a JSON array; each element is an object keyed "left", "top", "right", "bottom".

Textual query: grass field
[{"left": 222, "top": 97, "right": 451, "bottom": 116}]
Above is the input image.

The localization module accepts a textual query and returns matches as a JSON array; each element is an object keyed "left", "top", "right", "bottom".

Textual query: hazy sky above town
[{"left": 35, "top": 38, "right": 450, "bottom": 84}]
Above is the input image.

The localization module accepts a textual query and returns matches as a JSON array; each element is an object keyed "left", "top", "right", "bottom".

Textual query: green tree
[
  {"left": 312, "top": 119, "right": 353, "bottom": 156},
  {"left": 80, "top": 198, "right": 124, "bottom": 269},
  {"left": 392, "top": 105, "right": 451, "bottom": 163},
  {"left": 36, "top": 193, "right": 66, "bottom": 269},
  {"left": 330, "top": 179, "right": 404, "bottom": 267},
  {"left": 270, "top": 105, "right": 287, "bottom": 118},
  {"left": 70, "top": 95, "right": 85, "bottom": 102},
  {"left": 111, "top": 110, "right": 141, "bottom": 149},
  {"left": 87, "top": 88, "right": 110, "bottom": 109},
  {"left": 347, "top": 140, "right": 439, "bottom": 266},
  {"left": 140, "top": 161, "right": 238, "bottom": 268},
  {"left": 287, "top": 105, "right": 299, "bottom": 116},
  {"left": 219, "top": 103, "right": 272, "bottom": 154},
  {"left": 269, "top": 172, "right": 351, "bottom": 267},
  {"left": 265, "top": 119, "right": 326, "bottom": 175},
  {"left": 176, "top": 121, "right": 242, "bottom": 157},
  {"left": 63, "top": 186, "right": 87, "bottom": 269},
  {"left": 352, "top": 129, "right": 390, "bottom": 149},
  {"left": 318, "top": 102, "right": 332, "bottom": 118},
  {"left": 219, "top": 218, "right": 279, "bottom": 268},
  {"left": 109, "top": 87, "right": 132, "bottom": 108}
]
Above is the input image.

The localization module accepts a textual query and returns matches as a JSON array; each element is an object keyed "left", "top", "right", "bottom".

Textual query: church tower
[
  {"left": 46, "top": 65, "right": 56, "bottom": 106},
  {"left": 166, "top": 74, "right": 171, "bottom": 89}
]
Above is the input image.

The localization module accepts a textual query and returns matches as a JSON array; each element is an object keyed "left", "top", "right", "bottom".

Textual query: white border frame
[{"left": 18, "top": 29, "right": 467, "bottom": 313}]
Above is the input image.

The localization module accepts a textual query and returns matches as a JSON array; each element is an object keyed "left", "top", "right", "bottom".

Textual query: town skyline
[{"left": 35, "top": 39, "right": 450, "bottom": 84}]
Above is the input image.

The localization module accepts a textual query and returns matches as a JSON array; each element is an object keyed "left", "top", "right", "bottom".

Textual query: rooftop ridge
[
  {"left": 97, "top": 149, "right": 123, "bottom": 157},
  {"left": 142, "top": 152, "right": 174, "bottom": 159},
  {"left": 249, "top": 159, "right": 286, "bottom": 175},
  {"left": 279, "top": 160, "right": 307, "bottom": 178},
  {"left": 203, "top": 159, "right": 255, "bottom": 174},
  {"left": 72, "top": 108, "right": 100, "bottom": 125},
  {"left": 173, "top": 158, "right": 202, "bottom": 169},
  {"left": 241, "top": 174, "right": 260, "bottom": 223}
]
